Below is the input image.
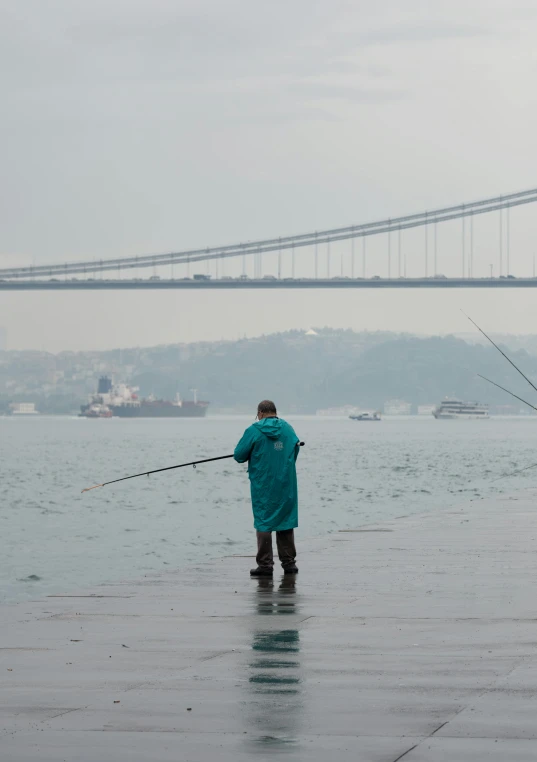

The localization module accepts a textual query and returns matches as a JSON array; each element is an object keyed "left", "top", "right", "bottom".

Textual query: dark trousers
[{"left": 256, "top": 529, "right": 296, "bottom": 570}]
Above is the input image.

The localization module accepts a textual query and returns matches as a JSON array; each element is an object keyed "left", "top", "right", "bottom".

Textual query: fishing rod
[
  {"left": 476, "top": 373, "right": 537, "bottom": 414},
  {"left": 462, "top": 311, "right": 537, "bottom": 412},
  {"left": 462, "top": 310, "right": 537, "bottom": 395},
  {"left": 462, "top": 311, "right": 537, "bottom": 485},
  {"left": 82, "top": 442, "right": 305, "bottom": 493}
]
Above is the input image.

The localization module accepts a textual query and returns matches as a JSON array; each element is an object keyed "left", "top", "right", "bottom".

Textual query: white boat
[
  {"left": 349, "top": 411, "right": 381, "bottom": 422},
  {"left": 433, "top": 399, "right": 489, "bottom": 419},
  {"left": 80, "top": 403, "right": 113, "bottom": 419}
]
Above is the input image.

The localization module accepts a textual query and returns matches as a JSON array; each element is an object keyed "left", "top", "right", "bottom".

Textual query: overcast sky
[{"left": 2, "top": 0, "right": 537, "bottom": 351}]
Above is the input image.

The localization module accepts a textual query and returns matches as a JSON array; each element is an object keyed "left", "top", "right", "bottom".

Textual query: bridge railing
[{"left": 2, "top": 188, "right": 537, "bottom": 279}]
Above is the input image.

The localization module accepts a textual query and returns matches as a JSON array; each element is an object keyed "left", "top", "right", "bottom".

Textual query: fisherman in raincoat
[{"left": 234, "top": 400, "right": 301, "bottom": 577}]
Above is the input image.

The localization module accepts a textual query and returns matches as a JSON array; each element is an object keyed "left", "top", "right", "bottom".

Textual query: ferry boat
[
  {"left": 432, "top": 399, "right": 489, "bottom": 420},
  {"left": 349, "top": 411, "right": 381, "bottom": 422}
]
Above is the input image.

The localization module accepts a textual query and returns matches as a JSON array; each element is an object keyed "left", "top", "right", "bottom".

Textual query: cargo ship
[{"left": 80, "top": 377, "right": 209, "bottom": 418}]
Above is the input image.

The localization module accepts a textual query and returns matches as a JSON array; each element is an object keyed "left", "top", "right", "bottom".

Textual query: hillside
[{"left": 2, "top": 329, "right": 537, "bottom": 413}]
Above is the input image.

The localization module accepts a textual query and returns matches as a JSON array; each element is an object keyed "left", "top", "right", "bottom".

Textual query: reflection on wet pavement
[{"left": 244, "top": 576, "right": 303, "bottom": 752}]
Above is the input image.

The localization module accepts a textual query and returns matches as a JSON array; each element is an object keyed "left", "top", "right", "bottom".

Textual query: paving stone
[{"left": 3, "top": 493, "right": 537, "bottom": 758}]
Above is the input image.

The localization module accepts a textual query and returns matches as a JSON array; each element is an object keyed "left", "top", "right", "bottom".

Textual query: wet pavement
[{"left": 2, "top": 492, "right": 537, "bottom": 760}]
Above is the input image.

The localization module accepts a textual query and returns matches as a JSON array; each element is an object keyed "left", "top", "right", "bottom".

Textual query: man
[{"left": 234, "top": 400, "right": 301, "bottom": 577}]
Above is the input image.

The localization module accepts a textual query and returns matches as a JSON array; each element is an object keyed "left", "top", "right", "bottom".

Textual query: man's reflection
[{"left": 244, "top": 575, "right": 303, "bottom": 751}]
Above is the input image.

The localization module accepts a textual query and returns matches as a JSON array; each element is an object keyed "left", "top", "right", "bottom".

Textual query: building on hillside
[
  {"left": 10, "top": 402, "right": 39, "bottom": 415},
  {"left": 417, "top": 404, "right": 436, "bottom": 415},
  {"left": 316, "top": 405, "right": 361, "bottom": 416},
  {"left": 384, "top": 399, "right": 411, "bottom": 415},
  {"left": 491, "top": 404, "right": 529, "bottom": 416}
]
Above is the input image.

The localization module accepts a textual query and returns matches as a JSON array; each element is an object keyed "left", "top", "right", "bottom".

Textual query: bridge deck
[
  {"left": 1, "top": 277, "right": 536, "bottom": 290},
  {"left": 2, "top": 493, "right": 537, "bottom": 760}
]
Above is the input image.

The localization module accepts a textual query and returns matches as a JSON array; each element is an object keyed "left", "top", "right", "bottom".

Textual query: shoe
[
  {"left": 283, "top": 566, "right": 298, "bottom": 574},
  {"left": 250, "top": 567, "right": 274, "bottom": 577}
]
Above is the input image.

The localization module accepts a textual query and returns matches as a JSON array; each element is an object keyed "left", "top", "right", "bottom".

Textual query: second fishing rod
[{"left": 464, "top": 310, "right": 537, "bottom": 482}]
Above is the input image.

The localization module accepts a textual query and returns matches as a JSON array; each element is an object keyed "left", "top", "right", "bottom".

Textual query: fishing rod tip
[{"left": 81, "top": 484, "right": 103, "bottom": 494}]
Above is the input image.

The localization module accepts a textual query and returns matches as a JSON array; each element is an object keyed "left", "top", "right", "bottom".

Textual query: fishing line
[{"left": 490, "top": 462, "right": 537, "bottom": 484}]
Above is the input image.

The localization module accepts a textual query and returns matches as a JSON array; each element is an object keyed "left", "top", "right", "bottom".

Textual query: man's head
[{"left": 257, "top": 400, "right": 277, "bottom": 420}]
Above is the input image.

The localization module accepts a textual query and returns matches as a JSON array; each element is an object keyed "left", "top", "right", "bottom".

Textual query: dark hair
[{"left": 257, "top": 399, "right": 277, "bottom": 415}]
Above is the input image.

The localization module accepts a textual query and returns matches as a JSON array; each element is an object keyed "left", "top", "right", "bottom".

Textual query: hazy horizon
[
  {"left": 2, "top": 0, "right": 537, "bottom": 351},
  {"left": 2, "top": 322, "right": 537, "bottom": 356}
]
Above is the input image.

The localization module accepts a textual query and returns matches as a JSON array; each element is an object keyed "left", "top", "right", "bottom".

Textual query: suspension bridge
[{"left": 2, "top": 187, "right": 537, "bottom": 290}]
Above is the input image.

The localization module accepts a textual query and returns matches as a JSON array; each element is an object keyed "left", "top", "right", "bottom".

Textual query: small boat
[
  {"left": 349, "top": 411, "right": 381, "bottom": 422},
  {"left": 80, "top": 403, "right": 113, "bottom": 419}
]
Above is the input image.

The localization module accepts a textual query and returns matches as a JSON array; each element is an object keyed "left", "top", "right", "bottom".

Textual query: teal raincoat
[{"left": 234, "top": 417, "right": 300, "bottom": 532}]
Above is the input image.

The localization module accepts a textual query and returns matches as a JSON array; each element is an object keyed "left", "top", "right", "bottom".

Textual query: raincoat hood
[{"left": 254, "top": 417, "right": 282, "bottom": 440}]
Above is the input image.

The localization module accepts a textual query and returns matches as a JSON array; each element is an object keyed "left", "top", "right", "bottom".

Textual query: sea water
[{"left": 1, "top": 415, "right": 535, "bottom": 603}]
